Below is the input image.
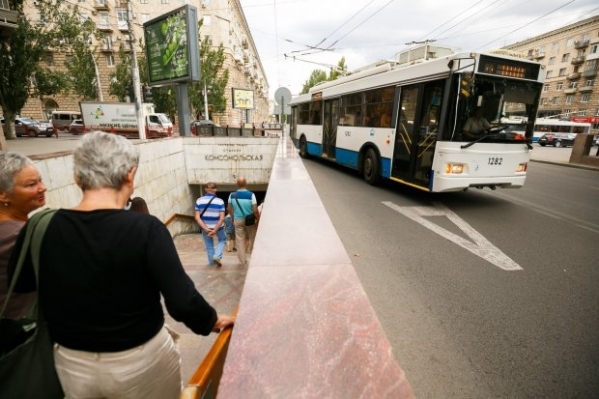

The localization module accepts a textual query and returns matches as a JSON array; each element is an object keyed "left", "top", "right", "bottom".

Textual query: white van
[{"left": 51, "top": 111, "right": 81, "bottom": 132}]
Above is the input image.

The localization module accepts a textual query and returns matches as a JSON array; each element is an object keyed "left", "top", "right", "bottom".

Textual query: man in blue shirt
[
  {"left": 227, "top": 176, "right": 260, "bottom": 266},
  {"left": 194, "top": 182, "right": 226, "bottom": 266}
]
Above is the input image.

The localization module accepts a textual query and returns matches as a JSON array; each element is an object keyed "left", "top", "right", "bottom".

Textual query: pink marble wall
[{"left": 217, "top": 135, "right": 414, "bottom": 398}]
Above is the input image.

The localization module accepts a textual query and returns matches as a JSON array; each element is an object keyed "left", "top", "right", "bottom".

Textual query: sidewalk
[{"left": 165, "top": 233, "right": 247, "bottom": 383}]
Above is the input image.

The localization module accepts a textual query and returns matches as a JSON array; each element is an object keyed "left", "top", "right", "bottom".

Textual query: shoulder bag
[
  {"left": 234, "top": 193, "right": 256, "bottom": 226},
  {"left": 0, "top": 209, "right": 64, "bottom": 399}
]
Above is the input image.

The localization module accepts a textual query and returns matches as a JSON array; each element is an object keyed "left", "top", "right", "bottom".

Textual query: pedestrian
[
  {"left": 224, "top": 214, "right": 236, "bottom": 252},
  {"left": 127, "top": 196, "right": 150, "bottom": 214},
  {"left": 0, "top": 152, "right": 47, "bottom": 320},
  {"left": 194, "top": 182, "right": 226, "bottom": 267},
  {"left": 8, "top": 132, "right": 235, "bottom": 399},
  {"left": 227, "top": 176, "right": 260, "bottom": 266}
]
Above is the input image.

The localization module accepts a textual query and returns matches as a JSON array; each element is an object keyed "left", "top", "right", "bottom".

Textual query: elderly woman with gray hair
[
  {"left": 9, "top": 132, "right": 235, "bottom": 399},
  {"left": 0, "top": 151, "right": 46, "bottom": 319}
]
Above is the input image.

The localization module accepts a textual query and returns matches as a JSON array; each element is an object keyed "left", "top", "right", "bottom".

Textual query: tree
[
  {"left": 189, "top": 19, "right": 229, "bottom": 121},
  {"left": 0, "top": 0, "right": 100, "bottom": 142},
  {"left": 300, "top": 57, "right": 348, "bottom": 94},
  {"left": 110, "top": 45, "right": 133, "bottom": 102},
  {"left": 300, "top": 70, "right": 327, "bottom": 95}
]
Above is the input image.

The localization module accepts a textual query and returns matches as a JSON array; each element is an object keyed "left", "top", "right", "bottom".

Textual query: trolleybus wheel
[
  {"left": 363, "top": 148, "right": 379, "bottom": 185},
  {"left": 299, "top": 136, "right": 309, "bottom": 158}
]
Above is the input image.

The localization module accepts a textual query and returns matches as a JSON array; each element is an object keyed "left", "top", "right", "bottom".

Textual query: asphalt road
[{"left": 304, "top": 158, "right": 599, "bottom": 399}]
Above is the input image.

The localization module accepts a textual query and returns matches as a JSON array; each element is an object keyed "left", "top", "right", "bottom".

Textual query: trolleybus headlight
[
  {"left": 516, "top": 163, "right": 528, "bottom": 172},
  {"left": 445, "top": 163, "right": 464, "bottom": 174}
]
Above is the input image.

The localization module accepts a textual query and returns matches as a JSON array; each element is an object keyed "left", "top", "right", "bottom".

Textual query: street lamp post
[{"left": 203, "top": 82, "right": 209, "bottom": 121}]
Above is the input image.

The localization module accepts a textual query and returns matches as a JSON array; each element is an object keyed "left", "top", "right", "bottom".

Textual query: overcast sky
[{"left": 241, "top": 0, "right": 599, "bottom": 98}]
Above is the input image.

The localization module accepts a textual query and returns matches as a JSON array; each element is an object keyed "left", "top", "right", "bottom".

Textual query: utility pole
[
  {"left": 203, "top": 81, "right": 209, "bottom": 121},
  {"left": 127, "top": 0, "right": 146, "bottom": 139}
]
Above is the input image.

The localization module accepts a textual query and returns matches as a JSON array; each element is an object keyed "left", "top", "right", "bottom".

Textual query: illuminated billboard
[
  {"left": 143, "top": 5, "right": 200, "bottom": 86},
  {"left": 232, "top": 88, "right": 254, "bottom": 109}
]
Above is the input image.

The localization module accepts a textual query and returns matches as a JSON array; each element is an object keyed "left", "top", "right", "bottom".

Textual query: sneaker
[{"left": 213, "top": 257, "right": 222, "bottom": 267}]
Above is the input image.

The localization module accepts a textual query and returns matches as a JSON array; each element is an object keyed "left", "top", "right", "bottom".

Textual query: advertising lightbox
[
  {"left": 143, "top": 5, "right": 200, "bottom": 86},
  {"left": 232, "top": 88, "right": 255, "bottom": 109}
]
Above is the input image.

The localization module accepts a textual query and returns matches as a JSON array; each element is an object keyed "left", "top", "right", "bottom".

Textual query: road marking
[{"left": 382, "top": 201, "right": 523, "bottom": 271}]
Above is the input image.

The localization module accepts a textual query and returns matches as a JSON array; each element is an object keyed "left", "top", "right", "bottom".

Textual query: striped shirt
[
  {"left": 228, "top": 190, "right": 257, "bottom": 220},
  {"left": 195, "top": 194, "right": 225, "bottom": 228}
]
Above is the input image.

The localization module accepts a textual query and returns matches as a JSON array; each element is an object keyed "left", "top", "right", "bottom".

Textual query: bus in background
[
  {"left": 502, "top": 117, "right": 592, "bottom": 143},
  {"left": 51, "top": 110, "right": 82, "bottom": 133},
  {"left": 289, "top": 46, "right": 544, "bottom": 193}
]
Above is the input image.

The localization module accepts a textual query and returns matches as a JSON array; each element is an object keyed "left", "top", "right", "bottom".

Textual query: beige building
[
  {"left": 18, "top": 0, "right": 270, "bottom": 127},
  {"left": 504, "top": 15, "right": 599, "bottom": 132}
]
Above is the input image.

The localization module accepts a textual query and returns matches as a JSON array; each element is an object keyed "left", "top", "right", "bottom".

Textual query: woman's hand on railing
[{"left": 212, "top": 315, "right": 236, "bottom": 333}]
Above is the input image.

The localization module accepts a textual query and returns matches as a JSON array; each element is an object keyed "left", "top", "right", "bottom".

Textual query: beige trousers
[{"left": 54, "top": 326, "right": 181, "bottom": 399}]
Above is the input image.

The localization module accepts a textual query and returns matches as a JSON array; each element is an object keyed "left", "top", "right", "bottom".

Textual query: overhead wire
[{"left": 475, "top": 0, "right": 579, "bottom": 50}]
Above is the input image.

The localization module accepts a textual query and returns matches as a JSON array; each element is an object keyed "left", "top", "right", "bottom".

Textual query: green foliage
[
  {"left": 0, "top": 0, "right": 101, "bottom": 139},
  {"left": 137, "top": 47, "right": 177, "bottom": 116},
  {"left": 65, "top": 40, "right": 98, "bottom": 100},
  {"left": 300, "top": 57, "right": 348, "bottom": 94},
  {"left": 189, "top": 19, "right": 229, "bottom": 120},
  {"left": 109, "top": 46, "right": 133, "bottom": 102},
  {"left": 300, "top": 70, "right": 327, "bottom": 95}
]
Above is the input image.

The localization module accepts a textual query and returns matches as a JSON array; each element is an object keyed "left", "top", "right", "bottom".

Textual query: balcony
[
  {"left": 574, "top": 39, "right": 589, "bottom": 49},
  {"left": 571, "top": 56, "right": 585, "bottom": 65},
  {"left": 582, "top": 69, "right": 597, "bottom": 78},
  {"left": 100, "top": 44, "right": 113, "bottom": 52},
  {"left": 97, "top": 21, "right": 112, "bottom": 31},
  {"left": 533, "top": 52, "right": 545, "bottom": 60},
  {"left": 94, "top": 0, "right": 109, "bottom": 10},
  {"left": 0, "top": 5, "right": 19, "bottom": 40},
  {"left": 567, "top": 72, "right": 580, "bottom": 80},
  {"left": 578, "top": 85, "right": 594, "bottom": 92},
  {"left": 564, "top": 87, "right": 577, "bottom": 94}
]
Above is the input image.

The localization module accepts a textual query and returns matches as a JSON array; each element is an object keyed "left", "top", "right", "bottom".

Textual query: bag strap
[
  {"left": 0, "top": 209, "right": 57, "bottom": 319},
  {"left": 233, "top": 192, "right": 248, "bottom": 217},
  {"left": 199, "top": 196, "right": 216, "bottom": 218}
]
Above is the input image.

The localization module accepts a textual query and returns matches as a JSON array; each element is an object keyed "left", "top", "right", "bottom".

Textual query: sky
[{"left": 241, "top": 0, "right": 599, "bottom": 99}]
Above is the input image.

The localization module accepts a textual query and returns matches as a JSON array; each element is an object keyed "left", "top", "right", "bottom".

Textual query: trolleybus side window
[{"left": 364, "top": 86, "right": 395, "bottom": 128}]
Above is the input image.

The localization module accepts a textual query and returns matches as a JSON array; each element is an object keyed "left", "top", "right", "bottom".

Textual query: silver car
[{"left": 15, "top": 117, "right": 55, "bottom": 137}]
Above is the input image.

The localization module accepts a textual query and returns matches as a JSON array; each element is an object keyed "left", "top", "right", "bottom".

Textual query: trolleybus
[
  {"left": 502, "top": 117, "right": 591, "bottom": 143},
  {"left": 289, "top": 50, "right": 545, "bottom": 192}
]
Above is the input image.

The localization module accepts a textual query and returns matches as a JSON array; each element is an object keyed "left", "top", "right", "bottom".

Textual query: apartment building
[
  {"left": 19, "top": 0, "right": 270, "bottom": 127},
  {"left": 0, "top": 0, "right": 19, "bottom": 40},
  {"left": 504, "top": 15, "right": 599, "bottom": 132}
]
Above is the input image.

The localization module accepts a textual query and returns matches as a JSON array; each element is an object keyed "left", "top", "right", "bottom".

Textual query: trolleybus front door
[
  {"left": 322, "top": 99, "right": 338, "bottom": 159},
  {"left": 391, "top": 80, "right": 443, "bottom": 189}
]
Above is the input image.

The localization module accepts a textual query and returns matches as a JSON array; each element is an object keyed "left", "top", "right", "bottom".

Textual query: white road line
[{"left": 382, "top": 201, "right": 523, "bottom": 271}]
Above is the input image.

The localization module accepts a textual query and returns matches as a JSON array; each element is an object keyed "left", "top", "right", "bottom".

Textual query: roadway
[{"left": 304, "top": 156, "right": 599, "bottom": 399}]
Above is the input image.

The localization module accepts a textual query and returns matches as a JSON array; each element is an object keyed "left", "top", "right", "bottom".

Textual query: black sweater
[{"left": 9, "top": 209, "right": 217, "bottom": 352}]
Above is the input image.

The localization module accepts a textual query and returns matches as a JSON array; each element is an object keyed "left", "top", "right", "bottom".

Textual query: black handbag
[
  {"left": 0, "top": 209, "right": 64, "bottom": 399},
  {"left": 233, "top": 193, "right": 256, "bottom": 226}
]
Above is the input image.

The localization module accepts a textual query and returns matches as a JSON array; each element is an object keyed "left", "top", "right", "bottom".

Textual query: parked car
[
  {"left": 191, "top": 120, "right": 219, "bottom": 135},
  {"left": 14, "top": 117, "right": 54, "bottom": 137},
  {"left": 69, "top": 119, "right": 85, "bottom": 135},
  {"left": 538, "top": 133, "right": 576, "bottom": 147}
]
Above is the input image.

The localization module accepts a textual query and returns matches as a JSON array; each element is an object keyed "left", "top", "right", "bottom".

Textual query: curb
[{"left": 530, "top": 158, "right": 599, "bottom": 172}]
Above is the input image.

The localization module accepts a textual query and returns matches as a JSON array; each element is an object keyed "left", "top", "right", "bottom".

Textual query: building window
[
  {"left": 559, "top": 68, "right": 566, "bottom": 76},
  {"left": 141, "top": 13, "right": 150, "bottom": 23},
  {"left": 45, "top": 54, "right": 54, "bottom": 66},
  {"left": 161, "top": 0, "right": 169, "bottom": 3},
  {"left": 538, "top": 46, "right": 545, "bottom": 56},
  {"left": 584, "top": 79, "right": 594, "bottom": 87},
  {"left": 552, "top": 42, "right": 559, "bottom": 52},
  {"left": 552, "top": 97, "right": 560, "bottom": 104},
  {"left": 595, "top": 109, "right": 599, "bottom": 116},
  {"left": 556, "top": 82, "right": 563, "bottom": 90},
  {"left": 578, "top": 109, "right": 586, "bottom": 116},
  {"left": 204, "top": 35, "right": 213, "bottom": 45},
  {"left": 582, "top": 33, "right": 589, "bottom": 42},
  {"left": 566, "top": 38, "right": 573, "bottom": 47},
  {"left": 590, "top": 44, "right": 598, "bottom": 55},
  {"left": 203, "top": 15, "right": 211, "bottom": 26},
  {"left": 566, "top": 95, "right": 574, "bottom": 104},
  {"left": 561, "top": 53, "right": 569, "bottom": 62},
  {"left": 99, "top": 12, "right": 109, "bottom": 29},
  {"left": 569, "top": 81, "right": 578, "bottom": 88},
  {"left": 543, "top": 84, "right": 549, "bottom": 92},
  {"left": 563, "top": 109, "right": 571, "bottom": 116},
  {"left": 540, "top": 98, "right": 547, "bottom": 105},
  {"left": 106, "top": 55, "right": 115, "bottom": 67},
  {"left": 140, "top": 0, "right": 148, "bottom": 3},
  {"left": 548, "top": 56, "right": 555, "bottom": 65},
  {"left": 546, "top": 70, "right": 553, "bottom": 78},
  {"left": 581, "top": 93, "right": 590, "bottom": 103},
  {"left": 117, "top": 9, "right": 128, "bottom": 30}
]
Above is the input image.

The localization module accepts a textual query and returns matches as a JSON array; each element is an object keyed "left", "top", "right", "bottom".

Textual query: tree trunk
[
  {"left": 0, "top": 125, "right": 8, "bottom": 151},
  {"left": 1, "top": 110, "right": 17, "bottom": 140}
]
